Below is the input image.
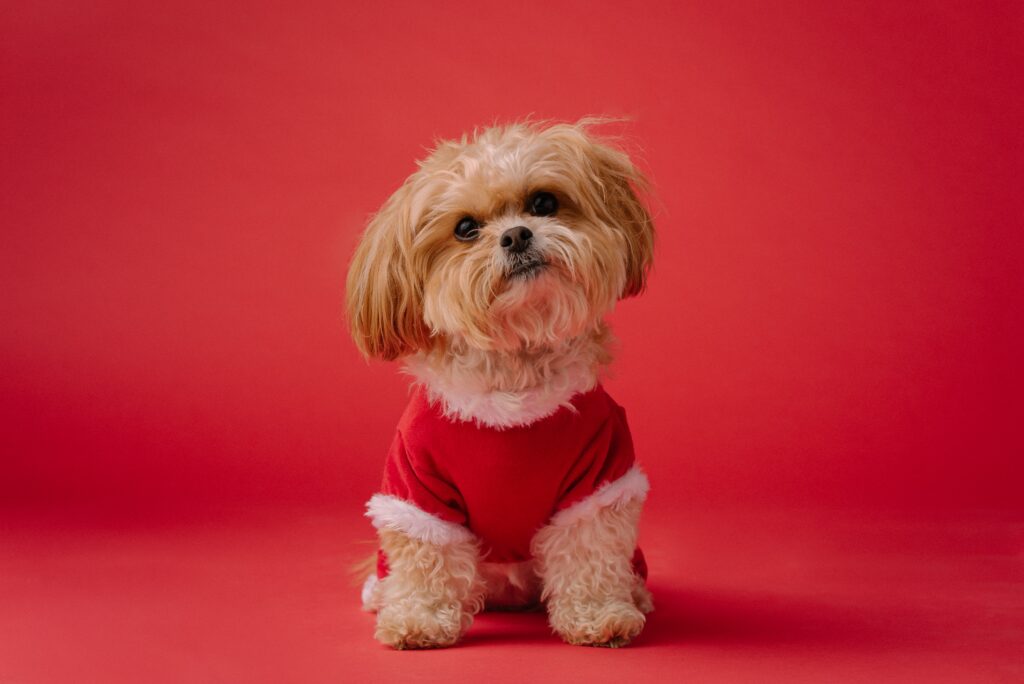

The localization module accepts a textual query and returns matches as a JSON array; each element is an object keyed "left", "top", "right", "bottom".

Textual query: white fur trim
[
  {"left": 365, "top": 494, "right": 475, "bottom": 545},
  {"left": 416, "top": 374, "right": 593, "bottom": 429},
  {"left": 403, "top": 339, "right": 601, "bottom": 429},
  {"left": 360, "top": 574, "right": 378, "bottom": 612},
  {"left": 548, "top": 465, "right": 650, "bottom": 527}
]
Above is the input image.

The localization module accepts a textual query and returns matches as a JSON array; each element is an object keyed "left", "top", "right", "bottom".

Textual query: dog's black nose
[{"left": 500, "top": 226, "right": 533, "bottom": 253}]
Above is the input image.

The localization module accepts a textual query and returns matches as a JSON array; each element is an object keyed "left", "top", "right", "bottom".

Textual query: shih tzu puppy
[{"left": 347, "top": 119, "right": 655, "bottom": 649}]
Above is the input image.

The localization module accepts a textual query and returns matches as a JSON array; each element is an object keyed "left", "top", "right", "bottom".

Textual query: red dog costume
[{"left": 365, "top": 384, "right": 649, "bottom": 596}]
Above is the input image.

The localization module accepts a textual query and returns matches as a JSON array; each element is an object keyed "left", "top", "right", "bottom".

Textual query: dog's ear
[
  {"left": 584, "top": 136, "right": 655, "bottom": 298},
  {"left": 543, "top": 121, "right": 655, "bottom": 298},
  {"left": 346, "top": 179, "right": 430, "bottom": 360}
]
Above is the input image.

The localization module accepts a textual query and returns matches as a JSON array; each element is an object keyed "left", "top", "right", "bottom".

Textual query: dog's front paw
[
  {"left": 548, "top": 598, "right": 646, "bottom": 647},
  {"left": 375, "top": 601, "right": 467, "bottom": 650}
]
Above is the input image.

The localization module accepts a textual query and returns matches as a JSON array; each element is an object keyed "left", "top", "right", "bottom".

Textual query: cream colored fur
[
  {"left": 532, "top": 497, "right": 652, "bottom": 647},
  {"left": 370, "top": 529, "right": 485, "bottom": 649},
  {"left": 404, "top": 324, "right": 613, "bottom": 428},
  {"left": 345, "top": 120, "right": 653, "bottom": 360},
  {"left": 364, "top": 477, "right": 652, "bottom": 648},
  {"left": 347, "top": 120, "right": 656, "bottom": 648}
]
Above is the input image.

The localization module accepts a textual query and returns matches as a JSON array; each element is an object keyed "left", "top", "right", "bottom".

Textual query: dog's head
[{"left": 346, "top": 120, "right": 654, "bottom": 359}]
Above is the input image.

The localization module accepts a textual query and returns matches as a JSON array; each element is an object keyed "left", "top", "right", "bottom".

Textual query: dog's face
[{"left": 347, "top": 122, "right": 654, "bottom": 359}]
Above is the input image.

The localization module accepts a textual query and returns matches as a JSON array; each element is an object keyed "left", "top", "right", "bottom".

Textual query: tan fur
[
  {"left": 349, "top": 119, "right": 655, "bottom": 648},
  {"left": 345, "top": 120, "right": 654, "bottom": 359},
  {"left": 531, "top": 498, "right": 651, "bottom": 647},
  {"left": 369, "top": 500, "right": 651, "bottom": 648},
  {"left": 412, "top": 324, "right": 613, "bottom": 395},
  {"left": 371, "top": 529, "right": 485, "bottom": 649},
  {"left": 405, "top": 324, "right": 615, "bottom": 428},
  {"left": 346, "top": 181, "right": 430, "bottom": 360}
]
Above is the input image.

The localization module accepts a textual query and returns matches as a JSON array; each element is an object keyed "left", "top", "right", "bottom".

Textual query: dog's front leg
[
  {"left": 373, "top": 529, "right": 484, "bottom": 649},
  {"left": 532, "top": 498, "right": 651, "bottom": 647}
]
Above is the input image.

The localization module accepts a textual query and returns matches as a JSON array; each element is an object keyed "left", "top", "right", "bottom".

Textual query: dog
[{"left": 346, "top": 119, "right": 655, "bottom": 649}]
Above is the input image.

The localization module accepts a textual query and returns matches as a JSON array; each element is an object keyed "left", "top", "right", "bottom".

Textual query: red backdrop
[{"left": 2, "top": 2, "right": 1021, "bottom": 682}]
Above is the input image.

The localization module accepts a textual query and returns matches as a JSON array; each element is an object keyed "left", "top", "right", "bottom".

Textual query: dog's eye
[
  {"left": 454, "top": 216, "right": 480, "bottom": 242},
  {"left": 528, "top": 191, "right": 558, "bottom": 217}
]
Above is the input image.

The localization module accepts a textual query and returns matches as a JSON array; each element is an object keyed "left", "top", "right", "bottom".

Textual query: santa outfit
[{"left": 364, "top": 383, "right": 649, "bottom": 603}]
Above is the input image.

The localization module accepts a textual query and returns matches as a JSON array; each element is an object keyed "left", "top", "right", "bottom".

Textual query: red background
[{"left": 2, "top": 1, "right": 1021, "bottom": 682}]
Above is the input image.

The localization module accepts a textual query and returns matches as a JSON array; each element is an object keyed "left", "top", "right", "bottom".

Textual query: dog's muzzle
[{"left": 505, "top": 252, "right": 547, "bottom": 280}]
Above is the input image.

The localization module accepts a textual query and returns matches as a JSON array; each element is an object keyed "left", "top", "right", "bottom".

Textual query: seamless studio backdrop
[{"left": 1, "top": 1, "right": 1021, "bottom": 683}]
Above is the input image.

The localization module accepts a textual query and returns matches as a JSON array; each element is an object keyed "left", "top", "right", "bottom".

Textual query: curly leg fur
[
  {"left": 531, "top": 498, "right": 651, "bottom": 647},
  {"left": 373, "top": 529, "right": 485, "bottom": 649}
]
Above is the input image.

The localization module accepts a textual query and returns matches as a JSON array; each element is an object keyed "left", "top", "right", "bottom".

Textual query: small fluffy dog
[{"left": 347, "top": 119, "right": 655, "bottom": 649}]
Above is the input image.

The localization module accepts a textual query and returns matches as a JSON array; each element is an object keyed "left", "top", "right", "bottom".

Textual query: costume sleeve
[
  {"left": 380, "top": 429, "right": 467, "bottom": 526},
  {"left": 365, "top": 428, "right": 474, "bottom": 548},
  {"left": 552, "top": 403, "right": 649, "bottom": 523}
]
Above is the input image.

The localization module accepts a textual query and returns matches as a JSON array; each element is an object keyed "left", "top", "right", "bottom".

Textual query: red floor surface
[
  {"left": 2, "top": 505, "right": 1022, "bottom": 683},
  {"left": 3, "top": 1, "right": 1022, "bottom": 682}
]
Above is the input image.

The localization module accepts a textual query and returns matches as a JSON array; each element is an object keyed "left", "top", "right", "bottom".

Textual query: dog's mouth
[{"left": 505, "top": 255, "right": 547, "bottom": 280}]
